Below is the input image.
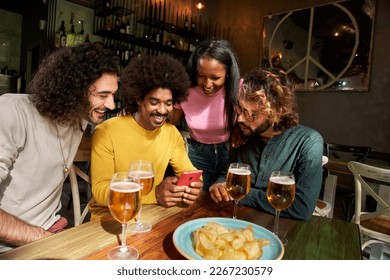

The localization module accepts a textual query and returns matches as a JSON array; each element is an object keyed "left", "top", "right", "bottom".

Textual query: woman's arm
[{"left": 169, "top": 107, "right": 184, "bottom": 126}]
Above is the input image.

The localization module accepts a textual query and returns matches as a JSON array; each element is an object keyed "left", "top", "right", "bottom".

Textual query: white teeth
[
  {"left": 95, "top": 109, "right": 105, "bottom": 114},
  {"left": 154, "top": 115, "right": 166, "bottom": 122}
]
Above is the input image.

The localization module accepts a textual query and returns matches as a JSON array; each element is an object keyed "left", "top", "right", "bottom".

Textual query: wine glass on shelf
[
  {"left": 225, "top": 163, "right": 251, "bottom": 219},
  {"left": 107, "top": 172, "right": 142, "bottom": 260},
  {"left": 128, "top": 160, "right": 155, "bottom": 233},
  {"left": 266, "top": 171, "right": 296, "bottom": 246}
]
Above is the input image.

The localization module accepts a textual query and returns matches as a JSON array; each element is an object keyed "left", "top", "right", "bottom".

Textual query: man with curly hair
[
  {"left": 90, "top": 55, "right": 203, "bottom": 220},
  {"left": 0, "top": 43, "right": 120, "bottom": 252},
  {"left": 209, "top": 68, "right": 323, "bottom": 221}
]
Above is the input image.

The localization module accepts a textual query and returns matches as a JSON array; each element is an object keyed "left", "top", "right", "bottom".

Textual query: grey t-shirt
[{"left": 0, "top": 94, "right": 87, "bottom": 252}]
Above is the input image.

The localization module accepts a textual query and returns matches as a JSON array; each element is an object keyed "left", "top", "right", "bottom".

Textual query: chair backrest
[
  {"left": 69, "top": 163, "right": 91, "bottom": 226},
  {"left": 325, "top": 143, "right": 372, "bottom": 162},
  {"left": 69, "top": 134, "right": 91, "bottom": 227},
  {"left": 68, "top": 129, "right": 92, "bottom": 226},
  {"left": 347, "top": 161, "right": 390, "bottom": 243}
]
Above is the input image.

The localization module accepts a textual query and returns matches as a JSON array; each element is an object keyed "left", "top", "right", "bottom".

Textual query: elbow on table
[{"left": 285, "top": 206, "right": 314, "bottom": 221}]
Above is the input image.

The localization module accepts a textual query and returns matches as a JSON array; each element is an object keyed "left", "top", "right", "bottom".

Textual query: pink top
[{"left": 175, "top": 86, "right": 229, "bottom": 144}]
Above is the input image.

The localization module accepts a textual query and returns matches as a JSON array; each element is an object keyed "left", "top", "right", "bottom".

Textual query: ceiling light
[{"left": 196, "top": 2, "right": 205, "bottom": 10}]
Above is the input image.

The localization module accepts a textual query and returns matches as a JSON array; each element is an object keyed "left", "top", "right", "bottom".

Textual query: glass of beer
[
  {"left": 108, "top": 172, "right": 142, "bottom": 260},
  {"left": 225, "top": 163, "right": 251, "bottom": 219},
  {"left": 128, "top": 160, "right": 155, "bottom": 233},
  {"left": 266, "top": 171, "right": 296, "bottom": 245}
]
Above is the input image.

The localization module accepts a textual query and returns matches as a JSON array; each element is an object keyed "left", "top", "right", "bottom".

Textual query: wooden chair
[
  {"left": 68, "top": 131, "right": 92, "bottom": 226},
  {"left": 68, "top": 163, "right": 91, "bottom": 226},
  {"left": 324, "top": 142, "right": 372, "bottom": 220},
  {"left": 348, "top": 161, "right": 390, "bottom": 259}
]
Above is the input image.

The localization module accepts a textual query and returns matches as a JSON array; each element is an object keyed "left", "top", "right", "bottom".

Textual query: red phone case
[{"left": 177, "top": 170, "right": 203, "bottom": 186}]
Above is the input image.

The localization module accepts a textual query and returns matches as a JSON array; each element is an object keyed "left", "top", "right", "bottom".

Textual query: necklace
[{"left": 55, "top": 124, "right": 69, "bottom": 176}]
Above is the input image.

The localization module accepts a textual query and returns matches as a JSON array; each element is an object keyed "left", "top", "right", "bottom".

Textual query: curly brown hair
[
  {"left": 120, "top": 55, "right": 190, "bottom": 114},
  {"left": 241, "top": 68, "right": 299, "bottom": 131},
  {"left": 28, "top": 43, "right": 120, "bottom": 126}
]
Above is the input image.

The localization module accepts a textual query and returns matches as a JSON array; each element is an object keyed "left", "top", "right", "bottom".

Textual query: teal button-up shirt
[{"left": 227, "top": 124, "right": 323, "bottom": 221}]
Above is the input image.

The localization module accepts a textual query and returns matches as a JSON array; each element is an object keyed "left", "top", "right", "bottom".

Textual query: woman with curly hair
[
  {"left": 0, "top": 43, "right": 120, "bottom": 253},
  {"left": 209, "top": 68, "right": 324, "bottom": 221},
  {"left": 90, "top": 55, "right": 203, "bottom": 220},
  {"left": 170, "top": 39, "right": 241, "bottom": 191}
]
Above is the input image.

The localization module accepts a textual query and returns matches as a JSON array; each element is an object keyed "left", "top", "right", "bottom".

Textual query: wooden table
[{"left": 0, "top": 193, "right": 362, "bottom": 260}]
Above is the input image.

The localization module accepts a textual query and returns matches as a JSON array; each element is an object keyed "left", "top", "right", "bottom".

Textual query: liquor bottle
[
  {"left": 104, "top": 15, "right": 112, "bottom": 31},
  {"left": 103, "top": 0, "right": 111, "bottom": 12},
  {"left": 184, "top": 16, "right": 189, "bottom": 30},
  {"left": 60, "top": 20, "right": 67, "bottom": 48},
  {"left": 119, "top": 15, "right": 126, "bottom": 34},
  {"left": 97, "top": 0, "right": 111, "bottom": 14},
  {"left": 121, "top": 43, "right": 127, "bottom": 64},
  {"left": 123, "top": 44, "right": 130, "bottom": 65},
  {"left": 115, "top": 42, "right": 121, "bottom": 57},
  {"left": 191, "top": 17, "right": 196, "bottom": 32},
  {"left": 129, "top": 46, "right": 135, "bottom": 60},
  {"left": 54, "top": 21, "right": 63, "bottom": 48},
  {"left": 155, "top": 29, "right": 162, "bottom": 43},
  {"left": 125, "top": 16, "right": 131, "bottom": 35},
  {"left": 84, "top": 34, "right": 90, "bottom": 43},
  {"left": 113, "top": 14, "right": 120, "bottom": 32}
]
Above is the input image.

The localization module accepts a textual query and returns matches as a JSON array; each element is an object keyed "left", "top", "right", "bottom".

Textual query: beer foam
[
  {"left": 228, "top": 168, "right": 251, "bottom": 175},
  {"left": 110, "top": 182, "right": 142, "bottom": 192},
  {"left": 129, "top": 170, "right": 154, "bottom": 179},
  {"left": 269, "top": 176, "right": 295, "bottom": 185}
]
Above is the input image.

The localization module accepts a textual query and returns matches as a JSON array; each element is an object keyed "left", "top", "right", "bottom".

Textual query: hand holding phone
[{"left": 177, "top": 170, "right": 203, "bottom": 186}]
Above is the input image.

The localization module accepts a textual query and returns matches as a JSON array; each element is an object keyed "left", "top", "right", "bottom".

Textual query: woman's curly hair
[
  {"left": 241, "top": 68, "right": 299, "bottom": 131},
  {"left": 28, "top": 43, "right": 120, "bottom": 126},
  {"left": 120, "top": 55, "right": 190, "bottom": 115}
]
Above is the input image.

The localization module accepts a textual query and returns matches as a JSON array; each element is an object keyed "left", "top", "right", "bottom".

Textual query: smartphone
[{"left": 177, "top": 170, "right": 203, "bottom": 186}]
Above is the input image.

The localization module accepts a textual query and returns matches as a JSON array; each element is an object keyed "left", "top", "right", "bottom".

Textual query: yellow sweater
[{"left": 89, "top": 115, "right": 196, "bottom": 219}]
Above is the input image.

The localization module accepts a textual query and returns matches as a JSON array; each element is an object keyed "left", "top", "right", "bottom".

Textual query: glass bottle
[
  {"left": 60, "top": 21, "right": 67, "bottom": 48},
  {"left": 125, "top": 16, "right": 131, "bottom": 35},
  {"left": 119, "top": 15, "right": 126, "bottom": 34}
]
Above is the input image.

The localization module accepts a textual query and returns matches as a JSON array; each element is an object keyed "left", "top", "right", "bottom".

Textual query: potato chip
[{"left": 192, "top": 222, "right": 270, "bottom": 260}]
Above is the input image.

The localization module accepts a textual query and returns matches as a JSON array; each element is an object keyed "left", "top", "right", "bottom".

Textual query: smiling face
[
  {"left": 196, "top": 57, "right": 227, "bottom": 96},
  {"left": 134, "top": 88, "right": 173, "bottom": 130},
  {"left": 87, "top": 73, "right": 118, "bottom": 124}
]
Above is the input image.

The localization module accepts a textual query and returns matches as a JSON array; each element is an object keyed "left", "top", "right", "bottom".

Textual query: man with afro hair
[{"left": 90, "top": 55, "right": 203, "bottom": 220}]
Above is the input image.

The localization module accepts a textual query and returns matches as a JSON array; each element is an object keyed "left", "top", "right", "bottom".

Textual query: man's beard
[
  {"left": 240, "top": 119, "right": 273, "bottom": 136},
  {"left": 255, "top": 119, "right": 273, "bottom": 135}
]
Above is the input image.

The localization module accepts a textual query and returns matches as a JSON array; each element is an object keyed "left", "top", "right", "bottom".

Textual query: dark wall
[
  {"left": 203, "top": 0, "right": 390, "bottom": 153},
  {"left": 0, "top": 0, "right": 48, "bottom": 91},
  {"left": 1, "top": 0, "right": 388, "bottom": 153}
]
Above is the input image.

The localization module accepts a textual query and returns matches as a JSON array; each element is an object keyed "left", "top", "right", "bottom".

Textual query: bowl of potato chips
[{"left": 173, "top": 217, "right": 284, "bottom": 260}]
